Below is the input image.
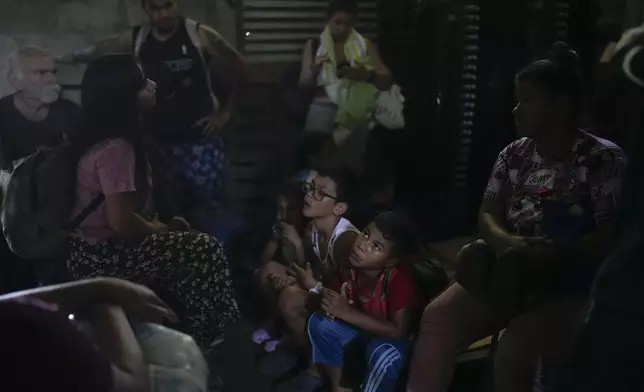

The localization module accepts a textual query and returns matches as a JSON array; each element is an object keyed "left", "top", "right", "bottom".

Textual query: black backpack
[{"left": 0, "top": 144, "right": 103, "bottom": 259}]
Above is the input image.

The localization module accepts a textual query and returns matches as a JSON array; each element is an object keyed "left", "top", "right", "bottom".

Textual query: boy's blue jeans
[{"left": 308, "top": 313, "right": 408, "bottom": 392}]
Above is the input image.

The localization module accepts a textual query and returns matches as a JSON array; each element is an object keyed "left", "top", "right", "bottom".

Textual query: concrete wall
[{"left": 0, "top": 0, "right": 238, "bottom": 98}]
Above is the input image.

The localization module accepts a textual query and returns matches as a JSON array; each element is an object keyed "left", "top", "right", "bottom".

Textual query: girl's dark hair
[
  {"left": 77, "top": 54, "right": 145, "bottom": 151},
  {"left": 373, "top": 211, "right": 420, "bottom": 260},
  {"left": 327, "top": 0, "right": 359, "bottom": 18},
  {"left": 74, "top": 54, "right": 149, "bottom": 189},
  {"left": 516, "top": 42, "right": 584, "bottom": 118}
]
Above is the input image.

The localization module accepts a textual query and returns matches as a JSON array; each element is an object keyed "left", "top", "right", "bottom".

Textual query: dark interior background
[{"left": 374, "top": 0, "right": 643, "bottom": 240}]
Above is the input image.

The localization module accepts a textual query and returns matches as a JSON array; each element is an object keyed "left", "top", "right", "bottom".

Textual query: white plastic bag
[
  {"left": 134, "top": 323, "right": 209, "bottom": 392},
  {"left": 374, "top": 84, "right": 405, "bottom": 130}
]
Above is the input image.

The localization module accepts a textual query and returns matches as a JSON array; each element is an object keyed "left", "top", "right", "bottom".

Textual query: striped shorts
[{"left": 308, "top": 313, "right": 409, "bottom": 392}]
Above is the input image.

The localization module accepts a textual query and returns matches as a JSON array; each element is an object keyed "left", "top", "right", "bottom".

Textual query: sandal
[{"left": 251, "top": 328, "right": 273, "bottom": 345}]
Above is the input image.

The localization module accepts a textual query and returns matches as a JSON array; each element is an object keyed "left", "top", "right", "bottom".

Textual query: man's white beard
[{"left": 40, "top": 84, "right": 61, "bottom": 104}]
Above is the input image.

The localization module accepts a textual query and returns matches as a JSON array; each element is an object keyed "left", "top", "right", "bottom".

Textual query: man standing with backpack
[{"left": 60, "top": 0, "right": 247, "bottom": 234}]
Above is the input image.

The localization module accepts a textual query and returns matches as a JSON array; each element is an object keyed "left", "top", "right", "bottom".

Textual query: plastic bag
[
  {"left": 134, "top": 323, "right": 209, "bottom": 392},
  {"left": 374, "top": 84, "right": 405, "bottom": 130}
]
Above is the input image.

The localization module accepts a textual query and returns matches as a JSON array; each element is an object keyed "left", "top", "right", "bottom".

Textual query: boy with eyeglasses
[{"left": 255, "top": 166, "right": 360, "bottom": 379}]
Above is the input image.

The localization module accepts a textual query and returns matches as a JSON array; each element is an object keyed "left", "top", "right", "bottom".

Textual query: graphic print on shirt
[
  {"left": 523, "top": 168, "right": 556, "bottom": 191},
  {"left": 484, "top": 132, "right": 626, "bottom": 237},
  {"left": 508, "top": 165, "right": 566, "bottom": 236}
]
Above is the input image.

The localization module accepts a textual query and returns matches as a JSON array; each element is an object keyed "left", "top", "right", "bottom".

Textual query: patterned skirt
[{"left": 67, "top": 231, "right": 240, "bottom": 353}]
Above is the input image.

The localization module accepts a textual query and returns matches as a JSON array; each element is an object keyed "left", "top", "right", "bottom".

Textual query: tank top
[
  {"left": 135, "top": 18, "right": 214, "bottom": 143},
  {"left": 311, "top": 217, "right": 359, "bottom": 268}
]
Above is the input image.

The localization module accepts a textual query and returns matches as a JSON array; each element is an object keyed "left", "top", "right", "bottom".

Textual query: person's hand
[
  {"left": 279, "top": 223, "right": 303, "bottom": 250},
  {"left": 288, "top": 262, "right": 318, "bottom": 290},
  {"left": 268, "top": 273, "right": 296, "bottom": 291},
  {"left": 169, "top": 216, "right": 191, "bottom": 232},
  {"left": 100, "top": 278, "right": 179, "bottom": 324},
  {"left": 616, "top": 26, "right": 644, "bottom": 53},
  {"left": 194, "top": 111, "right": 231, "bottom": 138},
  {"left": 151, "top": 215, "right": 169, "bottom": 233},
  {"left": 343, "top": 64, "right": 371, "bottom": 82},
  {"left": 321, "top": 283, "right": 354, "bottom": 319}
]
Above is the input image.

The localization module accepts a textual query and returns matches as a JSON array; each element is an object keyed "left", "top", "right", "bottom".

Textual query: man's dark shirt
[{"left": 0, "top": 94, "right": 80, "bottom": 164}]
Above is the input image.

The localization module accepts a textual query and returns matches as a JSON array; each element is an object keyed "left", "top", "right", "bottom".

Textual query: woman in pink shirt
[{"left": 66, "top": 54, "right": 240, "bottom": 360}]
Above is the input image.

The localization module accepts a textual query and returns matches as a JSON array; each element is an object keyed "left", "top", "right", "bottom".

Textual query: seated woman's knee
[
  {"left": 417, "top": 282, "right": 476, "bottom": 336},
  {"left": 418, "top": 294, "right": 456, "bottom": 333}
]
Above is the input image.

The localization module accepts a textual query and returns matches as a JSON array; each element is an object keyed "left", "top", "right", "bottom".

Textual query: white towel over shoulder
[{"left": 316, "top": 27, "right": 370, "bottom": 87}]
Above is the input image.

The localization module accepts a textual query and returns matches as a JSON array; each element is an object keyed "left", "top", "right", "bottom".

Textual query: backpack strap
[
  {"left": 185, "top": 19, "right": 212, "bottom": 91},
  {"left": 185, "top": 19, "right": 205, "bottom": 64},
  {"left": 133, "top": 23, "right": 151, "bottom": 60},
  {"left": 65, "top": 195, "right": 105, "bottom": 232},
  {"left": 185, "top": 18, "right": 218, "bottom": 111}
]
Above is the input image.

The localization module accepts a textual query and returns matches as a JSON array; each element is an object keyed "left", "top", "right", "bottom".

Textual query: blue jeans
[{"left": 308, "top": 313, "right": 408, "bottom": 392}]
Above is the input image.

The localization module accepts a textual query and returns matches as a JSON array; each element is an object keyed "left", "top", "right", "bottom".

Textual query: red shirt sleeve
[{"left": 387, "top": 267, "right": 416, "bottom": 313}]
